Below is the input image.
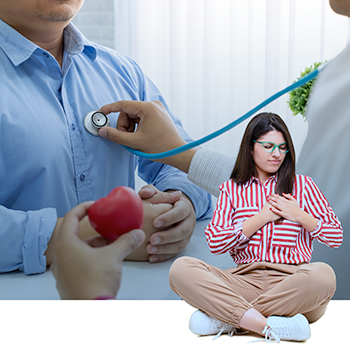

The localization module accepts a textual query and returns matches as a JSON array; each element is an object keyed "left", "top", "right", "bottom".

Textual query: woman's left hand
[{"left": 268, "top": 193, "right": 303, "bottom": 223}]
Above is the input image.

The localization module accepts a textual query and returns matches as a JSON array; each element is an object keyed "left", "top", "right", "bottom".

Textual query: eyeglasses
[{"left": 253, "top": 140, "right": 289, "bottom": 153}]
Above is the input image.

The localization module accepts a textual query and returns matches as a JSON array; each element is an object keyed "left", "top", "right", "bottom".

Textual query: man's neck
[
  {"left": 4, "top": 19, "right": 66, "bottom": 67},
  {"left": 31, "top": 31, "right": 65, "bottom": 67}
]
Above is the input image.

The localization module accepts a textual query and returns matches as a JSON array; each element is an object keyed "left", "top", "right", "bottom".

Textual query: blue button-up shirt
[{"left": 0, "top": 20, "right": 212, "bottom": 275}]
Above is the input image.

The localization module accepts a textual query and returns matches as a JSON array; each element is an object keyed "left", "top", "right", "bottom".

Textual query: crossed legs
[{"left": 169, "top": 257, "right": 336, "bottom": 335}]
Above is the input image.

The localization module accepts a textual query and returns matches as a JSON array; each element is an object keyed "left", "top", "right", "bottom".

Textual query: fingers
[
  {"left": 99, "top": 100, "right": 165, "bottom": 116},
  {"left": 98, "top": 100, "right": 186, "bottom": 156},
  {"left": 268, "top": 193, "right": 295, "bottom": 211},
  {"left": 147, "top": 253, "right": 178, "bottom": 263},
  {"left": 150, "top": 218, "right": 193, "bottom": 246},
  {"left": 60, "top": 201, "right": 94, "bottom": 239},
  {"left": 98, "top": 101, "right": 148, "bottom": 147},
  {"left": 147, "top": 227, "right": 192, "bottom": 263},
  {"left": 145, "top": 195, "right": 195, "bottom": 263},
  {"left": 150, "top": 203, "right": 174, "bottom": 216},
  {"left": 98, "top": 126, "right": 139, "bottom": 148},
  {"left": 269, "top": 205, "right": 282, "bottom": 215},
  {"left": 139, "top": 185, "right": 182, "bottom": 204},
  {"left": 109, "top": 229, "right": 146, "bottom": 262},
  {"left": 282, "top": 193, "right": 296, "bottom": 200},
  {"left": 117, "top": 111, "right": 138, "bottom": 132},
  {"left": 99, "top": 100, "right": 145, "bottom": 116},
  {"left": 268, "top": 194, "right": 286, "bottom": 209},
  {"left": 84, "top": 235, "right": 111, "bottom": 248},
  {"left": 66, "top": 201, "right": 94, "bottom": 223},
  {"left": 138, "top": 184, "right": 157, "bottom": 199},
  {"left": 147, "top": 225, "right": 192, "bottom": 263},
  {"left": 153, "top": 195, "right": 190, "bottom": 228},
  {"left": 145, "top": 191, "right": 182, "bottom": 205}
]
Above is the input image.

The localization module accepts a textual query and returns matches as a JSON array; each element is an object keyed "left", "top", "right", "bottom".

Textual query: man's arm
[{"left": 0, "top": 205, "right": 57, "bottom": 275}]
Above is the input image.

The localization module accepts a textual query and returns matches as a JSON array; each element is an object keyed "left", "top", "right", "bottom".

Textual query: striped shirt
[{"left": 204, "top": 174, "right": 343, "bottom": 265}]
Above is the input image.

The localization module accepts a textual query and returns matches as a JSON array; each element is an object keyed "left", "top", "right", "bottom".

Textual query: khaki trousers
[{"left": 169, "top": 257, "right": 336, "bottom": 328}]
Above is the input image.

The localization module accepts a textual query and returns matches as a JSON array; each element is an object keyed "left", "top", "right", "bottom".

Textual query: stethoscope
[
  {"left": 84, "top": 111, "right": 110, "bottom": 136},
  {"left": 84, "top": 63, "right": 326, "bottom": 159}
]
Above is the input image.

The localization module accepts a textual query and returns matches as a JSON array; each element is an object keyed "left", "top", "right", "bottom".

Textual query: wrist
[
  {"left": 242, "top": 212, "right": 266, "bottom": 238},
  {"left": 256, "top": 211, "right": 270, "bottom": 227},
  {"left": 46, "top": 217, "right": 63, "bottom": 266},
  {"left": 298, "top": 211, "right": 318, "bottom": 232},
  {"left": 166, "top": 190, "right": 195, "bottom": 213},
  {"left": 164, "top": 148, "right": 198, "bottom": 173}
]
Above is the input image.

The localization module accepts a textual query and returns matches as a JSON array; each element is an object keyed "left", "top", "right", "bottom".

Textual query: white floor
[{"left": 1, "top": 299, "right": 347, "bottom": 349}]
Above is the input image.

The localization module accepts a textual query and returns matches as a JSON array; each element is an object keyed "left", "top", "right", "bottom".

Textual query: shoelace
[
  {"left": 212, "top": 325, "right": 237, "bottom": 340},
  {"left": 262, "top": 325, "right": 281, "bottom": 343}
]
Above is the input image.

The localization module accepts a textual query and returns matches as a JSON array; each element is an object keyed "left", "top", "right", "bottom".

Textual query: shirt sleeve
[
  {"left": 0, "top": 205, "right": 57, "bottom": 275},
  {"left": 304, "top": 177, "right": 343, "bottom": 248},
  {"left": 187, "top": 148, "right": 236, "bottom": 197},
  {"left": 204, "top": 182, "right": 250, "bottom": 255}
]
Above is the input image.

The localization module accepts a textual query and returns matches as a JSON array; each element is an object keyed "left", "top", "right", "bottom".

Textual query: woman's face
[{"left": 252, "top": 130, "right": 287, "bottom": 183}]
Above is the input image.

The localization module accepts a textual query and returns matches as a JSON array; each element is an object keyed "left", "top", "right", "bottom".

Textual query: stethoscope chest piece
[{"left": 84, "top": 111, "right": 110, "bottom": 136}]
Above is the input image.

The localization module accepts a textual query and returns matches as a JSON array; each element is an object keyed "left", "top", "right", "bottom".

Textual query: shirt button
[
  {"left": 80, "top": 174, "right": 86, "bottom": 182},
  {"left": 43, "top": 52, "right": 50, "bottom": 58},
  {"left": 72, "top": 123, "right": 76, "bottom": 131}
]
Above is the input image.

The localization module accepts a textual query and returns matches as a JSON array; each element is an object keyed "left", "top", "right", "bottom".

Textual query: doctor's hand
[
  {"left": 138, "top": 184, "right": 196, "bottom": 263},
  {"left": 98, "top": 100, "right": 198, "bottom": 173},
  {"left": 99, "top": 100, "right": 185, "bottom": 153},
  {"left": 51, "top": 202, "right": 145, "bottom": 300}
]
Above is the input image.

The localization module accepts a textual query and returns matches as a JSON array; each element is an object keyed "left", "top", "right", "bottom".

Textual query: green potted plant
[{"left": 287, "top": 61, "right": 327, "bottom": 119}]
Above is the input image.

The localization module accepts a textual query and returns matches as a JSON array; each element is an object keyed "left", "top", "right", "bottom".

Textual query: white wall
[
  {"left": 74, "top": 0, "right": 349, "bottom": 192},
  {"left": 73, "top": 0, "right": 115, "bottom": 49},
  {"left": 113, "top": 0, "right": 349, "bottom": 163}
]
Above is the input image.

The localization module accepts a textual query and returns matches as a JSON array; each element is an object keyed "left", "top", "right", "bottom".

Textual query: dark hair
[{"left": 230, "top": 112, "right": 295, "bottom": 195}]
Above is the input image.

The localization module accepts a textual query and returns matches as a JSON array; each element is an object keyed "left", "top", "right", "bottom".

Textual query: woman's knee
[
  {"left": 300, "top": 262, "right": 336, "bottom": 297},
  {"left": 169, "top": 256, "right": 200, "bottom": 290}
]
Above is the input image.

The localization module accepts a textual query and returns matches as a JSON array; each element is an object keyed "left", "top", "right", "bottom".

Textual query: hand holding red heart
[{"left": 88, "top": 186, "right": 144, "bottom": 241}]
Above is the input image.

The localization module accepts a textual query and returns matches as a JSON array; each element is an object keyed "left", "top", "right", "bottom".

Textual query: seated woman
[{"left": 97, "top": 101, "right": 343, "bottom": 343}]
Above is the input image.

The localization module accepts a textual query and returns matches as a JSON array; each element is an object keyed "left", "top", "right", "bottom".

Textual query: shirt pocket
[
  {"left": 233, "top": 207, "right": 261, "bottom": 246},
  {"left": 272, "top": 220, "right": 301, "bottom": 248}
]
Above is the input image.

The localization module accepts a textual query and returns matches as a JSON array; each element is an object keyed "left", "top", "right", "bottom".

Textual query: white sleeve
[{"left": 187, "top": 149, "right": 235, "bottom": 197}]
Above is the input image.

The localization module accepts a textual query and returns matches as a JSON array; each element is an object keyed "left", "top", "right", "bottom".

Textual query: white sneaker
[
  {"left": 189, "top": 310, "right": 236, "bottom": 339},
  {"left": 263, "top": 313, "right": 311, "bottom": 343}
]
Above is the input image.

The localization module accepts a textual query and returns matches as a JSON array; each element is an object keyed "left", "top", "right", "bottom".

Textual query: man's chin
[{"left": 37, "top": 10, "right": 75, "bottom": 23}]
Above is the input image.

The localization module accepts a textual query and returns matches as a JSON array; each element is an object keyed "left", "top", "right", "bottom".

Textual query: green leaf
[{"left": 287, "top": 61, "right": 327, "bottom": 119}]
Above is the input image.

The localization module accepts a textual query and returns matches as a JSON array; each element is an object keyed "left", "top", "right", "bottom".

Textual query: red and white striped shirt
[{"left": 205, "top": 174, "right": 343, "bottom": 265}]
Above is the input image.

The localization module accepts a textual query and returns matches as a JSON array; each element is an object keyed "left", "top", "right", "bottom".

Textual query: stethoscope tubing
[{"left": 123, "top": 65, "right": 323, "bottom": 160}]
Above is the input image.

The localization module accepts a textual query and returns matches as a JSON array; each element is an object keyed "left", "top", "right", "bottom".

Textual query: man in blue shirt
[{"left": 0, "top": 0, "right": 212, "bottom": 275}]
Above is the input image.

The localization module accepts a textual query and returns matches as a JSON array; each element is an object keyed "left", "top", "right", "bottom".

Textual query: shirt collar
[
  {"left": 245, "top": 173, "right": 278, "bottom": 188},
  {"left": 0, "top": 19, "right": 97, "bottom": 66},
  {"left": 63, "top": 22, "right": 97, "bottom": 60}
]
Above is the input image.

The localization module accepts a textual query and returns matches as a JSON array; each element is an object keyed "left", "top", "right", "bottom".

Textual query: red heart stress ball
[{"left": 88, "top": 186, "right": 144, "bottom": 240}]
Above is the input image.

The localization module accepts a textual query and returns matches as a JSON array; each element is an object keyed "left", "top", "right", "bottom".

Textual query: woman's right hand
[
  {"left": 242, "top": 202, "right": 281, "bottom": 239},
  {"left": 260, "top": 201, "right": 282, "bottom": 223}
]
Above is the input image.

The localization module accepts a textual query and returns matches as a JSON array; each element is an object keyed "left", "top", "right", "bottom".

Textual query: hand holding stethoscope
[{"left": 83, "top": 62, "right": 326, "bottom": 159}]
